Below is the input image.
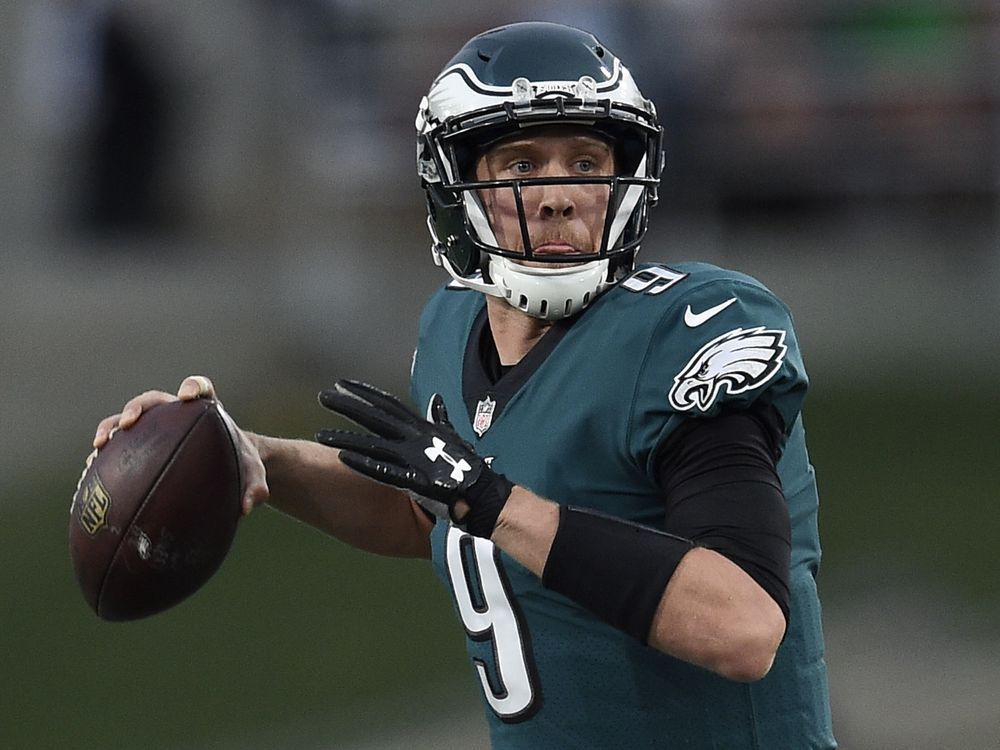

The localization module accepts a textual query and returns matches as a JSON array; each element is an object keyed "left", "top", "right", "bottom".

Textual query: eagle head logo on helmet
[{"left": 416, "top": 22, "right": 664, "bottom": 321}]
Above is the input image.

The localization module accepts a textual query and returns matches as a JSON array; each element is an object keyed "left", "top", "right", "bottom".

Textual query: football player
[{"left": 94, "top": 22, "right": 836, "bottom": 749}]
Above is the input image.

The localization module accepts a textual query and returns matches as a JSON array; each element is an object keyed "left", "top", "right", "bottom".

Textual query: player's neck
[{"left": 485, "top": 296, "right": 554, "bottom": 366}]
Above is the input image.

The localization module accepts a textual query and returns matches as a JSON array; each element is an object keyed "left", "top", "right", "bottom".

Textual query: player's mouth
[{"left": 532, "top": 242, "right": 583, "bottom": 256}]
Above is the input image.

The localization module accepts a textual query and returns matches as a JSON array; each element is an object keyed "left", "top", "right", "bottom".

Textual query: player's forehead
[{"left": 480, "top": 125, "right": 613, "bottom": 161}]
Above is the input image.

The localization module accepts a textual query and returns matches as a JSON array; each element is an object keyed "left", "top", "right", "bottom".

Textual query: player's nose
[{"left": 537, "top": 185, "right": 575, "bottom": 219}]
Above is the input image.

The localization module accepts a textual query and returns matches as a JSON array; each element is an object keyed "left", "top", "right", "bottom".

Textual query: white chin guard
[{"left": 487, "top": 256, "right": 613, "bottom": 321}]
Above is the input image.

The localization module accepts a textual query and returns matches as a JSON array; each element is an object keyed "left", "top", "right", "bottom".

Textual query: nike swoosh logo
[{"left": 684, "top": 297, "right": 737, "bottom": 327}]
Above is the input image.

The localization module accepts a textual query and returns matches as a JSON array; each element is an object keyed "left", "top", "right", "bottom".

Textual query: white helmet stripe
[{"left": 425, "top": 60, "right": 629, "bottom": 126}]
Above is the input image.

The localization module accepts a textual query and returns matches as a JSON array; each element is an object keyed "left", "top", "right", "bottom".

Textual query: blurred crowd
[{"left": 10, "top": 0, "right": 998, "bottom": 241}]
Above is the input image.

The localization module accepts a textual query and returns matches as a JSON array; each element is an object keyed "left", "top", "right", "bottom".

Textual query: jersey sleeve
[
  {"left": 628, "top": 275, "right": 809, "bottom": 478},
  {"left": 409, "top": 282, "right": 483, "bottom": 427},
  {"left": 409, "top": 283, "right": 451, "bottom": 413}
]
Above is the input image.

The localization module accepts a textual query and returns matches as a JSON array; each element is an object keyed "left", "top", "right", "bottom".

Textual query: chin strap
[{"left": 436, "top": 249, "right": 505, "bottom": 298}]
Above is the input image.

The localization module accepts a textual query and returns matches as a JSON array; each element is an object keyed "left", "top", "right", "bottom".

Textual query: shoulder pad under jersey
[{"left": 615, "top": 263, "right": 809, "bottom": 469}]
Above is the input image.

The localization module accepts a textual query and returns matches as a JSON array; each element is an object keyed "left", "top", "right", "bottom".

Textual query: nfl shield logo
[{"left": 473, "top": 396, "right": 496, "bottom": 437}]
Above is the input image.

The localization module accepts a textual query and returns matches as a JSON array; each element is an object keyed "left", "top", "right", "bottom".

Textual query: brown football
[{"left": 69, "top": 398, "right": 242, "bottom": 621}]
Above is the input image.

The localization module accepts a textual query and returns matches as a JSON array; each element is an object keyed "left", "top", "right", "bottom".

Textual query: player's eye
[
  {"left": 509, "top": 160, "right": 533, "bottom": 175},
  {"left": 575, "top": 158, "right": 595, "bottom": 173}
]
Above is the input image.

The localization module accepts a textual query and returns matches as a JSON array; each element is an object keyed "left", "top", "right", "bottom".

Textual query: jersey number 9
[{"left": 445, "top": 526, "right": 541, "bottom": 722}]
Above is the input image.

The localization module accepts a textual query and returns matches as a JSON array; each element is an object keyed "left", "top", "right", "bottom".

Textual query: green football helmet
[{"left": 416, "top": 22, "right": 663, "bottom": 320}]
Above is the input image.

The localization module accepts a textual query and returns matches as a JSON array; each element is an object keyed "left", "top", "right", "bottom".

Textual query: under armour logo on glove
[
  {"left": 315, "top": 380, "right": 514, "bottom": 539},
  {"left": 424, "top": 437, "right": 472, "bottom": 482}
]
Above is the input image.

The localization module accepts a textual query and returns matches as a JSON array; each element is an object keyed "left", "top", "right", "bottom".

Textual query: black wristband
[
  {"left": 459, "top": 470, "right": 514, "bottom": 538},
  {"left": 542, "top": 506, "right": 693, "bottom": 644}
]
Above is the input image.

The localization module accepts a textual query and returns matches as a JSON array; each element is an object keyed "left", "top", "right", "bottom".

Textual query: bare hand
[{"left": 91, "top": 375, "right": 269, "bottom": 515}]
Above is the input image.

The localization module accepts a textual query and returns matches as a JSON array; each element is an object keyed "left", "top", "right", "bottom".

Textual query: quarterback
[{"left": 94, "top": 22, "right": 836, "bottom": 749}]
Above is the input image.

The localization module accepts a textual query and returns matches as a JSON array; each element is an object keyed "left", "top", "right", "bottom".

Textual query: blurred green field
[
  {"left": 805, "top": 379, "right": 1000, "bottom": 610},
  {"left": 2, "top": 379, "right": 997, "bottom": 748}
]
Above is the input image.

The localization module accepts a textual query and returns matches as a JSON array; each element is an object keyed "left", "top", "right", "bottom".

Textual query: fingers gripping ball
[
  {"left": 316, "top": 380, "right": 513, "bottom": 538},
  {"left": 69, "top": 399, "right": 243, "bottom": 621}
]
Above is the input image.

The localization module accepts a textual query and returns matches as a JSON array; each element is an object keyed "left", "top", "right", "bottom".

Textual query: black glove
[{"left": 316, "top": 379, "right": 513, "bottom": 538}]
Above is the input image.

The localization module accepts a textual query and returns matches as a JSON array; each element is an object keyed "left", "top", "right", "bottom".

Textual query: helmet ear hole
[
  {"left": 424, "top": 185, "right": 482, "bottom": 276},
  {"left": 454, "top": 245, "right": 483, "bottom": 277}
]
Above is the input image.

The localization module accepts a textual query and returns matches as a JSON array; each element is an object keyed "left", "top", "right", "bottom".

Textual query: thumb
[
  {"left": 239, "top": 435, "right": 270, "bottom": 516},
  {"left": 178, "top": 375, "right": 216, "bottom": 401},
  {"left": 242, "top": 471, "right": 270, "bottom": 516},
  {"left": 429, "top": 393, "right": 450, "bottom": 426}
]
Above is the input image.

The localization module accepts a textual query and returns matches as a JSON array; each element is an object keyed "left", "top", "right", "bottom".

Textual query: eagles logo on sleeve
[{"left": 669, "top": 326, "right": 788, "bottom": 412}]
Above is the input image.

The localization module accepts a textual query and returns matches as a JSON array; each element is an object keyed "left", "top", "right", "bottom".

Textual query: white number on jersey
[
  {"left": 621, "top": 265, "right": 688, "bottom": 295},
  {"left": 445, "top": 526, "right": 540, "bottom": 722}
]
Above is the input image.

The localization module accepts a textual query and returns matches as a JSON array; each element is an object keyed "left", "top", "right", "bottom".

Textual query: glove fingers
[
  {"left": 314, "top": 429, "right": 398, "bottom": 462},
  {"left": 339, "top": 450, "right": 425, "bottom": 491},
  {"left": 318, "top": 389, "right": 407, "bottom": 439},
  {"left": 336, "top": 380, "right": 419, "bottom": 424}
]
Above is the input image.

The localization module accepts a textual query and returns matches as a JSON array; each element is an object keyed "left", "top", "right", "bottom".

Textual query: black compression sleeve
[
  {"left": 542, "top": 404, "right": 792, "bottom": 647},
  {"left": 655, "top": 404, "right": 792, "bottom": 622},
  {"left": 542, "top": 505, "right": 693, "bottom": 644}
]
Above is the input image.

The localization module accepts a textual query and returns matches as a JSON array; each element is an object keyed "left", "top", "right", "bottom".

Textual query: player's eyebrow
[{"left": 488, "top": 135, "right": 612, "bottom": 160}]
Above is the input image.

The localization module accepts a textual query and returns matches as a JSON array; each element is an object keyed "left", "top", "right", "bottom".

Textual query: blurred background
[{"left": 2, "top": 1, "right": 998, "bottom": 748}]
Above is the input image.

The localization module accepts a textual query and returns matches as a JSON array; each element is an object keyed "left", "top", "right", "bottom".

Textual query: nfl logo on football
[{"left": 473, "top": 397, "right": 496, "bottom": 437}]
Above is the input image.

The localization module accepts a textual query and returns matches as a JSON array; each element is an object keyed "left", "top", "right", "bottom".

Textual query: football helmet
[{"left": 416, "top": 22, "right": 663, "bottom": 320}]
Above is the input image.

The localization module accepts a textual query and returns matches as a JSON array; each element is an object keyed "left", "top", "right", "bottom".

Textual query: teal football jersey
[{"left": 410, "top": 263, "right": 836, "bottom": 749}]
